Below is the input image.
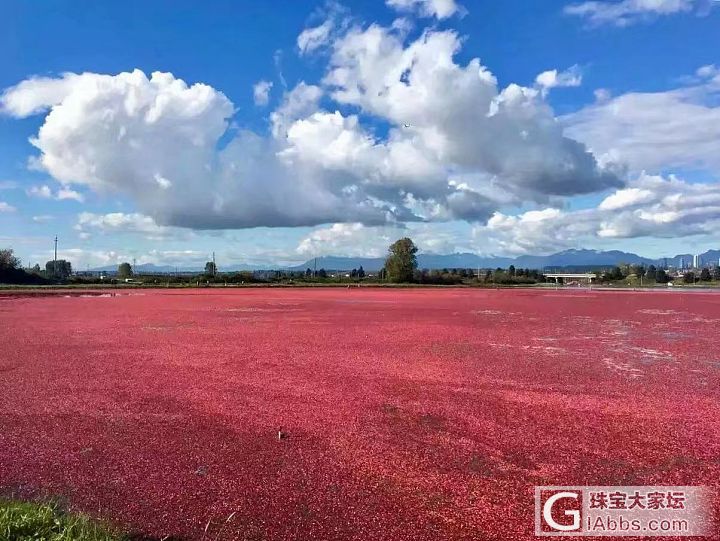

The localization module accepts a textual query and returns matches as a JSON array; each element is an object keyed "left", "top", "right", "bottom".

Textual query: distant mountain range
[
  {"left": 291, "top": 248, "right": 720, "bottom": 272},
  {"left": 90, "top": 248, "right": 720, "bottom": 274}
]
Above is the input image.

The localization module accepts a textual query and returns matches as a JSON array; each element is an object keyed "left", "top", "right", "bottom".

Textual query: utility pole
[
  {"left": 314, "top": 257, "right": 317, "bottom": 278},
  {"left": 133, "top": 258, "right": 137, "bottom": 277},
  {"left": 212, "top": 251, "right": 216, "bottom": 277},
  {"left": 53, "top": 236, "right": 58, "bottom": 278}
]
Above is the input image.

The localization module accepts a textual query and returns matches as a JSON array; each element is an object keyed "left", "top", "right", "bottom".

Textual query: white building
[{"left": 693, "top": 254, "right": 700, "bottom": 268}]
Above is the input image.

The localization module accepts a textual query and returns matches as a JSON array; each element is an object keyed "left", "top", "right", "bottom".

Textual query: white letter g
[{"left": 543, "top": 491, "right": 580, "bottom": 531}]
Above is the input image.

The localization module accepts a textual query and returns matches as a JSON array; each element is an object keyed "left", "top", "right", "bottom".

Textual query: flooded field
[{"left": 1, "top": 288, "right": 719, "bottom": 540}]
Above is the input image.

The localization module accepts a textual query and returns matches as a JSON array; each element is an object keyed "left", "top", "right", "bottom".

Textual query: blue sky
[{"left": 1, "top": 0, "right": 719, "bottom": 269}]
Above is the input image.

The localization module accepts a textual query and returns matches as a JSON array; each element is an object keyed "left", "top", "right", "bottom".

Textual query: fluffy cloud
[
  {"left": 0, "top": 74, "right": 85, "bottom": 117},
  {"left": 297, "top": 222, "right": 402, "bottom": 257},
  {"left": 564, "top": 68, "right": 720, "bottom": 174},
  {"left": 696, "top": 64, "right": 719, "bottom": 79},
  {"left": 2, "top": 21, "right": 618, "bottom": 230},
  {"left": 476, "top": 208, "right": 601, "bottom": 255},
  {"left": 0, "top": 201, "right": 16, "bottom": 212},
  {"left": 2, "top": 71, "right": 388, "bottom": 228},
  {"left": 298, "top": 20, "right": 335, "bottom": 54},
  {"left": 296, "top": 221, "right": 474, "bottom": 258},
  {"left": 269, "top": 82, "right": 324, "bottom": 138},
  {"left": 473, "top": 173, "right": 720, "bottom": 254},
  {"left": 57, "top": 187, "right": 85, "bottom": 202},
  {"left": 386, "top": 0, "right": 463, "bottom": 19},
  {"left": 323, "top": 26, "right": 619, "bottom": 200},
  {"left": 535, "top": 66, "right": 583, "bottom": 94},
  {"left": 252, "top": 80, "right": 273, "bottom": 106},
  {"left": 595, "top": 173, "right": 720, "bottom": 238},
  {"left": 26, "top": 184, "right": 85, "bottom": 202},
  {"left": 563, "top": 0, "right": 712, "bottom": 27},
  {"left": 598, "top": 187, "right": 655, "bottom": 210},
  {"left": 74, "top": 212, "right": 181, "bottom": 240},
  {"left": 297, "top": 1, "right": 350, "bottom": 55}
]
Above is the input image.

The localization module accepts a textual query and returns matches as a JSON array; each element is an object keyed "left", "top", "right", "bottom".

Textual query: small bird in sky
[{"left": 403, "top": 123, "right": 411, "bottom": 128}]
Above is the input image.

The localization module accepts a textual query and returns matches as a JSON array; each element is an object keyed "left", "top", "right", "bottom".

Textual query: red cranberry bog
[{"left": 1, "top": 288, "right": 719, "bottom": 540}]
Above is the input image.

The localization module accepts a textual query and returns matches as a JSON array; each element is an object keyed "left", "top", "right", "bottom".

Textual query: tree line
[
  {"left": 4, "top": 243, "right": 720, "bottom": 286},
  {"left": 0, "top": 248, "right": 73, "bottom": 284},
  {"left": 597, "top": 263, "right": 720, "bottom": 284}
]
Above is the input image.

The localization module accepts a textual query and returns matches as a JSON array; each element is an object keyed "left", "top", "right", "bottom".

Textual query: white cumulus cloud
[
  {"left": 74, "top": 212, "right": 179, "bottom": 240},
  {"left": 386, "top": 0, "right": 463, "bottom": 19},
  {"left": 472, "top": 173, "right": 720, "bottom": 254},
  {"left": 297, "top": 222, "right": 402, "bottom": 257},
  {"left": 598, "top": 187, "right": 656, "bottom": 210},
  {"left": 323, "top": 25, "right": 619, "bottom": 202},
  {"left": 535, "top": 66, "right": 583, "bottom": 94},
  {"left": 564, "top": 69, "right": 720, "bottom": 175},
  {"left": 2, "top": 22, "right": 619, "bottom": 230}
]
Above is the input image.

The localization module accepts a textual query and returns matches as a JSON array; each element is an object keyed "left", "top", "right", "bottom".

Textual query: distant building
[
  {"left": 679, "top": 257, "right": 685, "bottom": 269},
  {"left": 693, "top": 254, "right": 701, "bottom": 268}
]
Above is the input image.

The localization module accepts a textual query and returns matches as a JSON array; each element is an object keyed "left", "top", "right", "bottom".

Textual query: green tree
[
  {"left": 713, "top": 266, "right": 720, "bottom": 281},
  {"left": 204, "top": 261, "right": 217, "bottom": 276},
  {"left": 358, "top": 265, "right": 365, "bottom": 278},
  {"left": 508, "top": 264, "right": 516, "bottom": 277},
  {"left": 317, "top": 268, "right": 327, "bottom": 279},
  {"left": 0, "top": 248, "right": 20, "bottom": 270},
  {"left": 385, "top": 237, "right": 418, "bottom": 283},
  {"left": 656, "top": 269, "right": 670, "bottom": 283},
  {"left": 46, "top": 260, "right": 72, "bottom": 279},
  {"left": 645, "top": 264, "right": 657, "bottom": 281},
  {"left": 683, "top": 271, "right": 696, "bottom": 284},
  {"left": 700, "top": 268, "right": 711, "bottom": 281},
  {"left": 118, "top": 262, "right": 133, "bottom": 278}
]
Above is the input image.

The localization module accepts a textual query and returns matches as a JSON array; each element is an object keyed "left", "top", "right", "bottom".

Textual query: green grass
[{"left": 0, "top": 499, "right": 124, "bottom": 541}]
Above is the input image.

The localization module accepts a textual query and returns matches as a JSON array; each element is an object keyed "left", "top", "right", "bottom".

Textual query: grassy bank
[{"left": 0, "top": 500, "right": 123, "bottom": 541}]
